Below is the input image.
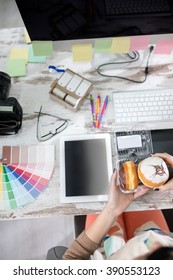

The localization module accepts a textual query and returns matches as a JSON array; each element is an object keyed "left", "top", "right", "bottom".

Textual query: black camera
[{"left": 0, "top": 71, "right": 23, "bottom": 135}]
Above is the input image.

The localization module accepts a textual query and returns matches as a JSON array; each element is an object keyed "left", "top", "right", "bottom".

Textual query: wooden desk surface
[{"left": 1, "top": 27, "right": 173, "bottom": 220}]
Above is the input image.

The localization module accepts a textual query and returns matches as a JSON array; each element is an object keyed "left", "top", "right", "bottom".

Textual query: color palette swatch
[{"left": 0, "top": 145, "right": 55, "bottom": 210}]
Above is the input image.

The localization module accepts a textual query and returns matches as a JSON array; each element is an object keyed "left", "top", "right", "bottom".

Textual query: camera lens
[{"left": 0, "top": 71, "right": 11, "bottom": 101}]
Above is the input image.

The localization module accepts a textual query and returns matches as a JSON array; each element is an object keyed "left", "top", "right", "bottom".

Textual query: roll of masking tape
[
  {"left": 52, "top": 87, "right": 66, "bottom": 99},
  {"left": 65, "top": 95, "right": 79, "bottom": 107}
]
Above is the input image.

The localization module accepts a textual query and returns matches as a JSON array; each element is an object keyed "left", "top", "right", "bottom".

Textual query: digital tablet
[{"left": 60, "top": 133, "right": 113, "bottom": 203}]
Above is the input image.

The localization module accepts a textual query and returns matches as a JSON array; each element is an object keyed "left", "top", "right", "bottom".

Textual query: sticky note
[
  {"left": 28, "top": 45, "right": 46, "bottom": 63},
  {"left": 153, "top": 39, "right": 173, "bottom": 54},
  {"left": 72, "top": 44, "right": 92, "bottom": 62},
  {"left": 111, "top": 37, "right": 130, "bottom": 53},
  {"left": 94, "top": 39, "right": 112, "bottom": 53},
  {"left": 7, "top": 59, "right": 26, "bottom": 77},
  {"left": 130, "top": 35, "right": 151, "bottom": 51},
  {"left": 24, "top": 28, "right": 31, "bottom": 44},
  {"left": 10, "top": 48, "right": 29, "bottom": 63},
  {"left": 32, "top": 41, "right": 53, "bottom": 56}
]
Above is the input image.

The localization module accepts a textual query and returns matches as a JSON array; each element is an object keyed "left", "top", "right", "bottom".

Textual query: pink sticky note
[
  {"left": 130, "top": 35, "right": 151, "bottom": 51},
  {"left": 153, "top": 39, "right": 173, "bottom": 54}
]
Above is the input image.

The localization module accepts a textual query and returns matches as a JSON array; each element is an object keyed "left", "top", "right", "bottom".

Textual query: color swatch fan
[{"left": 0, "top": 145, "right": 55, "bottom": 210}]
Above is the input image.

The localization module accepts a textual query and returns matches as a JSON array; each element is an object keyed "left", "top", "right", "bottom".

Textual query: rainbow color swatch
[{"left": 0, "top": 145, "right": 55, "bottom": 210}]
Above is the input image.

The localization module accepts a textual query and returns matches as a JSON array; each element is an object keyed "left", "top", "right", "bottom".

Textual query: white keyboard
[{"left": 113, "top": 89, "right": 173, "bottom": 124}]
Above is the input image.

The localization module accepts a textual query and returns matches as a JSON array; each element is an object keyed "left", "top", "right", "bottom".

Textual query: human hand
[
  {"left": 152, "top": 153, "right": 173, "bottom": 192},
  {"left": 106, "top": 169, "right": 149, "bottom": 217},
  {"left": 152, "top": 153, "right": 173, "bottom": 169}
]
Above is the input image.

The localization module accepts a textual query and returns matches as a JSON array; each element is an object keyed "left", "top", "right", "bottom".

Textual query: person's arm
[
  {"left": 63, "top": 170, "right": 148, "bottom": 260},
  {"left": 152, "top": 153, "right": 173, "bottom": 192},
  {"left": 85, "top": 170, "right": 148, "bottom": 243}
]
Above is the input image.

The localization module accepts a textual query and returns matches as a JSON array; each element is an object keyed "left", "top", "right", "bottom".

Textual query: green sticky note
[
  {"left": 32, "top": 41, "right": 53, "bottom": 56},
  {"left": 94, "top": 39, "right": 112, "bottom": 53},
  {"left": 28, "top": 45, "right": 46, "bottom": 63},
  {"left": 7, "top": 59, "right": 26, "bottom": 77}
]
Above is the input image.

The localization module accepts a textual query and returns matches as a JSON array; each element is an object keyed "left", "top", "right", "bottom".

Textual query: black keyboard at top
[{"left": 104, "top": 0, "right": 171, "bottom": 17}]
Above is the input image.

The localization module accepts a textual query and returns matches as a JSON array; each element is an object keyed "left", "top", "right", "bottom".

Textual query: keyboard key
[{"left": 138, "top": 116, "right": 163, "bottom": 122}]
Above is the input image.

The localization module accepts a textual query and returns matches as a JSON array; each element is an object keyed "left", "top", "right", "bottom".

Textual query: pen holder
[{"left": 49, "top": 69, "right": 93, "bottom": 111}]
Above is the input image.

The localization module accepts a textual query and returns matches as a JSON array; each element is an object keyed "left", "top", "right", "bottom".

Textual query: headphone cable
[{"left": 96, "top": 45, "right": 154, "bottom": 83}]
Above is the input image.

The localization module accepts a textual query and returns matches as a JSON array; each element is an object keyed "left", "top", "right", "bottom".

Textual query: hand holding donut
[
  {"left": 107, "top": 170, "right": 149, "bottom": 217},
  {"left": 119, "top": 153, "right": 173, "bottom": 193},
  {"left": 151, "top": 153, "right": 173, "bottom": 192}
]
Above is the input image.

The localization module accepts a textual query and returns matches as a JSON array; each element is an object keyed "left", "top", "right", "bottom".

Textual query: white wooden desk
[{"left": 1, "top": 27, "right": 173, "bottom": 220}]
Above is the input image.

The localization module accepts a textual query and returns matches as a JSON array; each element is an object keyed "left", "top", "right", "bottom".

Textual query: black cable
[{"left": 96, "top": 45, "right": 154, "bottom": 83}]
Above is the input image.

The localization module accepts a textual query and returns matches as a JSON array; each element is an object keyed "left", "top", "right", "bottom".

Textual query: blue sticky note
[{"left": 28, "top": 45, "right": 46, "bottom": 63}]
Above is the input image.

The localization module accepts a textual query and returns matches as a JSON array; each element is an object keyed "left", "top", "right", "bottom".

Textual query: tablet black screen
[{"left": 65, "top": 139, "right": 109, "bottom": 197}]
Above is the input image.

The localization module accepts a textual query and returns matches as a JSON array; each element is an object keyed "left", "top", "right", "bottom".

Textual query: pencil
[
  {"left": 98, "top": 95, "right": 108, "bottom": 128},
  {"left": 90, "top": 94, "right": 96, "bottom": 128},
  {"left": 95, "top": 94, "right": 101, "bottom": 128}
]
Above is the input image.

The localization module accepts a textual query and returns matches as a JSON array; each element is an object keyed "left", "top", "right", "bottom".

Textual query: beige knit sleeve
[{"left": 63, "top": 230, "right": 100, "bottom": 260}]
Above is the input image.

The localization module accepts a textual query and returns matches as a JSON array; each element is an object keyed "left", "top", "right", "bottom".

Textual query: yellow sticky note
[
  {"left": 111, "top": 37, "right": 130, "bottom": 54},
  {"left": 72, "top": 44, "right": 92, "bottom": 62},
  {"left": 24, "top": 28, "right": 31, "bottom": 44},
  {"left": 10, "top": 48, "right": 29, "bottom": 63}
]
